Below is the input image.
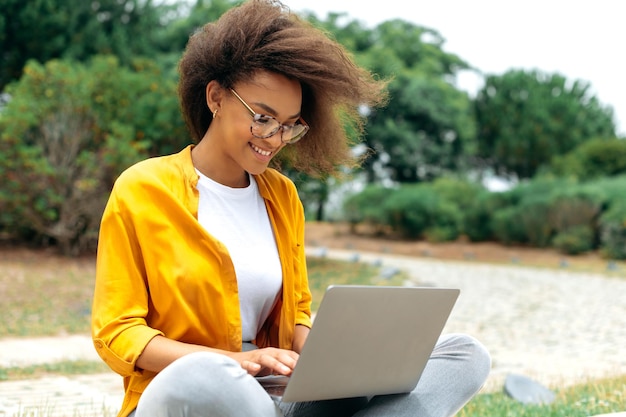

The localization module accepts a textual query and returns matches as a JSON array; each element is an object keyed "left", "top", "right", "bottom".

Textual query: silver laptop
[{"left": 256, "top": 285, "right": 459, "bottom": 402}]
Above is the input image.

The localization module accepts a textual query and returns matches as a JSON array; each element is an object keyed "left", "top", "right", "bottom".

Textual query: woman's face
[{"left": 208, "top": 71, "right": 303, "bottom": 183}]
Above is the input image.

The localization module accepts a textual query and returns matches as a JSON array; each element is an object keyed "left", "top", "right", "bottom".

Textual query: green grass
[
  {"left": 0, "top": 359, "right": 111, "bottom": 381},
  {"left": 0, "top": 251, "right": 95, "bottom": 337},
  {"left": 306, "top": 256, "right": 405, "bottom": 311},
  {"left": 459, "top": 375, "right": 626, "bottom": 417},
  {"left": 0, "top": 253, "right": 403, "bottom": 338}
]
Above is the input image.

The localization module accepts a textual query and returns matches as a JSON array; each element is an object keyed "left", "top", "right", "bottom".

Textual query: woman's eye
[{"left": 254, "top": 114, "right": 274, "bottom": 125}]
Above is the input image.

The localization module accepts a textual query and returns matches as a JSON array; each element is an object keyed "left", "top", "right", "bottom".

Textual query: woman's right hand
[{"left": 231, "top": 347, "right": 299, "bottom": 376}]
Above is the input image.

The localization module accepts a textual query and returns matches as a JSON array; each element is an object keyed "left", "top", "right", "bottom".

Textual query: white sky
[{"left": 284, "top": 0, "right": 626, "bottom": 136}]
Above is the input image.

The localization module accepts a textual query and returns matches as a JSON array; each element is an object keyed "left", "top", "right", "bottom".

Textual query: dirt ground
[
  {"left": 0, "top": 222, "right": 622, "bottom": 275},
  {"left": 304, "top": 222, "right": 624, "bottom": 274}
]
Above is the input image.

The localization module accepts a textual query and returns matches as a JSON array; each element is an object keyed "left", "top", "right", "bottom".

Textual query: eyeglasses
[{"left": 230, "top": 89, "right": 309, "bottom": 144}]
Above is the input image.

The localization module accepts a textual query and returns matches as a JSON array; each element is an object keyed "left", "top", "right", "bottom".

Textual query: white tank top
[{"left": 195, "top": 171, "right": 282, "bottom": 341}]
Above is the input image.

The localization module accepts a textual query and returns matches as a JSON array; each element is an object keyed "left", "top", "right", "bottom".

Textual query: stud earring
[{"left": 212, "top": 109, "right": 218, "bottom": 118}]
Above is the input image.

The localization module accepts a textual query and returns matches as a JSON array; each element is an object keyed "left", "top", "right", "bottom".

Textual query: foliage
[
  {"left": 489, "top": 180, "right": 603, "bottom": 250},
  {"left": 365, "top": 73, "right": 477, "bottom": 183},
  {"left": 342, "top": 184, "right": 394, "bottom": 232},
  {"left": 287, "top": 170, "right": 332, "bottom": 222},
  {"left": 0, "top": 0, "right": 180, "bottom": 90},
  {"left": 429, "top": 177, "right": 489, "bottom": 240},
  {"left": 429, "top": 177, "right": 486, "bottom": 211},
  {"left": 383, "top": 184, "right": 462, "bottom": 241},
  {"left": 548, "top": 137, "right": 626, "bottom": 180},
  {"left": 552, "top": 225, "right": 595, "bottom": 255},
  {"left": 474, "top": 69, "right": 616, "bottom": 179},
  {"left": 341, "top": 171, "right": 626, "bottom": 258},
  {"left": 545, "top": 187, "right": 604, "bottom": 234},
  {"left": 1, "top": 1, "right": 624, "bottom": 257},
  {"left": 0, "top": 56, "right": 184, "bottom": 254},
  {"left": 325, "top": 18, "right": 478, "bottom": 184},
  {"left": 463, "top": 191, "right": 512, "bottom": 242},
  {"left": 154, "top": 0, "right": 239, "bottom": 55},
  {"left": 491, "top": 206, "right": 530, "bottom": 245},
  {"left": 599, "top": 200, "right": 626, "bottom": 260}
]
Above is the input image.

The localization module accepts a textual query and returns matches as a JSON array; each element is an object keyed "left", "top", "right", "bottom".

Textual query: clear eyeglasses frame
[{"left": 230, "top": 88, "right": 310, "bottom": 144}]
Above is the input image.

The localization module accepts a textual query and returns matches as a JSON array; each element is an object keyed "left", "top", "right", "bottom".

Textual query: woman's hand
[{"left": 231, "top": 347, "right": 299, "bottom": 376}]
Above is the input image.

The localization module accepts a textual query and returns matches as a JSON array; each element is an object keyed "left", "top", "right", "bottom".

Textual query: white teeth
[{"left": 251, "top": 143, "right": 272, "bottom": 156}]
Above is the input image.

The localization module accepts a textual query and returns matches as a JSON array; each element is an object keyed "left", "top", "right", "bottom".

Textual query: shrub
[
  {"left": 552, "top": 225, "right": 595, "bottom": 255},
  {"left": 518, "top": 196, "right": 554, "bottom": 247},
  {"left": 590, "top": 175, "right": 626, "bottom": 207},
  {"left": 491, "top": 206, "right": 528, "bottom": 245},
  {"left": 463, "top": 190, "right": 512, "bottom": 242},
  {"left": 0, "top": 56, "right": 182, "bottom": 254},
  {"left": 546, "top": 187, "right": 604, "bottom": 233},
  {"left": 599, "top": 201, "right": 626, "bottom": 259},
  {"left": 549, "top": 137, "right": 626, "bottom": 180},
  {"left": 342, "top": 184, "right": 394, "bottom": 233},
  {"left": 383, "top": 184, "right": 461, "bottom": 241},
  {"left": 430, "top": 177, "right": 486, "bottom": 209}
]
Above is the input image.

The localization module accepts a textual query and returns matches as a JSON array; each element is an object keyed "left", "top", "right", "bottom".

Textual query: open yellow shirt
[{"left": 91, "top": 145, "right": 312, "bottom": 417}]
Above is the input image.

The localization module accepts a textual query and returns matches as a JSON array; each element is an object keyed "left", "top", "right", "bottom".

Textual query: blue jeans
[{"left": 131, "top": 333, "right": 490, "bottom": 417}]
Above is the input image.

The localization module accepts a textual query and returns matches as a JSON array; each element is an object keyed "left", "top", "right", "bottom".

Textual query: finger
[
  {"left": 277, "top": 351, "right": 299, "bottom": 370},
  {"left": 256, "top": 353, "right": 294, "bottom": 376},
  {"left": 241, "top": 360, "right": 261, "bottom": 376}
]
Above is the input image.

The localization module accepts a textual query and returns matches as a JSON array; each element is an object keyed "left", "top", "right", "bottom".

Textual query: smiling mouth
[{"left": 250, "top": 143, "right": 272, "bottom": 157}]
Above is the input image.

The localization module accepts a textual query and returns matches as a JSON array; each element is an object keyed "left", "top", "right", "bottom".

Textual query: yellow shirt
[{"left": 91, "top": 145, "right": 312, "bottom": 417}]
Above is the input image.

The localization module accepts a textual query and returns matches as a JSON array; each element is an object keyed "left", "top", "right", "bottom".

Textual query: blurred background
[{"left": 1, "top": 0, "right": 625, "bottom": 260}]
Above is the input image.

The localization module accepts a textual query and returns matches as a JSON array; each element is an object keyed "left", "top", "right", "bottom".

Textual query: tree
[
  {"left": 155, "top": 0, "right": 238, "bottom": 55},
  {"left": 365, "top": 72, "right": 476, "bottom": 183},
  {"left": 0, "top": 56, "right": 184, "bottom": 254},
  {"left": 474, "top": 69, "right": 616, "bottom": 179},
  {"left": 0, "top": 0, "right": 177, "bottom": 90},
  {"left": 547, "top": 137, "right": 626, "bottom": 181},
  {"left": 354, "top": 20, "right": 476, "bottom": 183}
]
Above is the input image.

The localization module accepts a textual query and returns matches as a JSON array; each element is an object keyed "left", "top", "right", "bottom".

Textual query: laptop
[{"left": 256, "top": 285, "right": 459, "bottom": 402}]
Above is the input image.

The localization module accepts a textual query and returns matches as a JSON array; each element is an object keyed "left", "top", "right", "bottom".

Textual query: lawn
[
  {"left": 0, "top": 249, "right": 402, "bottom": 338},
  {"left": 459, "top": 374, "right": 626, "bottom": 417}
]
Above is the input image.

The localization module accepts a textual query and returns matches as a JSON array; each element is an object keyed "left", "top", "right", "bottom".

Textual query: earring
[{"left": 212, "top": 109, "right": 218, "bottom": 118}]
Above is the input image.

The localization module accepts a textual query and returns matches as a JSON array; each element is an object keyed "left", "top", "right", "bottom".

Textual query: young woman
[{"left": 91, "top": 1, "right": 490, "bottom": 416}]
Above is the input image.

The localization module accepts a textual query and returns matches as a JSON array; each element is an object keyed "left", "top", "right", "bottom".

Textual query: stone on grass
[{"left": 504, "top": 373, "right": 555, "bottom": 405}]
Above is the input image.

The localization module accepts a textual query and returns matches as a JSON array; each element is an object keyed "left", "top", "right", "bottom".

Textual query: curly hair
[{"left": 178, "top": 0, "right": 387, "bottom": 176}]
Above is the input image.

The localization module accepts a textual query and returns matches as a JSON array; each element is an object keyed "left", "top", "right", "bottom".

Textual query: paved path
[
  {"left": 322, "top": 249, "right": 626, "bottom": 391},
  {"left": 2, "top": 248, "right": 626, "bottom": 416}
]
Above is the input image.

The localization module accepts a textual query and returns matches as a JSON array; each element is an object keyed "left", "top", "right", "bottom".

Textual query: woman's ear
[{"left": 206, "top": 80, "right": 224, "bottom": 117}]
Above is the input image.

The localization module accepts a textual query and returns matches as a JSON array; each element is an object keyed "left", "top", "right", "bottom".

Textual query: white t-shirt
[{"left": 195, "top": 171, "right": 282, "bottom": 342}]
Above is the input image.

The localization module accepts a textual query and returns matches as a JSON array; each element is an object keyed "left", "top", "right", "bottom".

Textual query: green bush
[
  {"left": 549, "top": 137, "right": 626, "bottom": 180},
  {"left": 518, "top": 196, "right": 554, "bottom": 247},
  {"left": 342, "top": 185, "right": 394, "bottom": 232},
  {"left": 491, "top": 206, "right": 528, "bottom": 245},
  {"left": 430, "top": 177, "right": 486, "bottom": 209},
  {"left": 552, "top": 225, "right": 595, "bottom": 255},
  {"left": 546, "top": 187, "right": 604, "bottom": 233},
  {"left": 488, "top": 178, "right": 604, "bottom": 251},
  {"left": 599, "top": 201, "right": 626, "bottom": 259},
  {"left": 463, "top": 190, "right": 512, "bottom": 242},
  {"left": 590, "top": 174, "right": 626, "bottom": 206},
  {"left": 0, "top": 56, "right": 183, "bottom": 254},
  {"left": 383, "top": 184, "right": 461, "bottom": 241}
]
